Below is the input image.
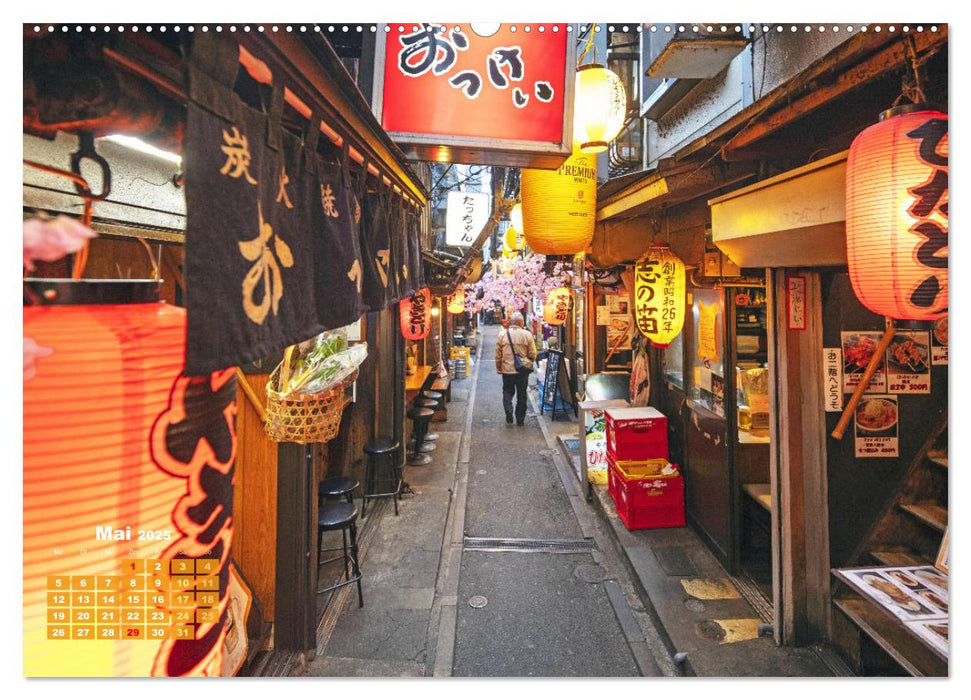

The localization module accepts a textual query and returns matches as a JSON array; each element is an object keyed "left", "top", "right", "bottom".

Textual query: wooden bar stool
[
  {"left": 317, "top": 502, "right": 363, "bottom": 607},
  {"left": 361, "top": 438, "right": 401, "bottom": 519}
]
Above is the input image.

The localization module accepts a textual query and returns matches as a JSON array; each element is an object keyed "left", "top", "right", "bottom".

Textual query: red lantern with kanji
[
  {"left": 400, "top": 287, "right": 432, "bottom": 340},
  {"left": 23, "top": 280, "right": 237, "bottom": 677},
  {"left": 846, "top": 106, "right": 948, "bottom": 320},
  {"left": 543, "top": 287, "right": 571, "bottom": 326},
  {"left": 447, "top": 288, "right": 466, "bottom": 314}
]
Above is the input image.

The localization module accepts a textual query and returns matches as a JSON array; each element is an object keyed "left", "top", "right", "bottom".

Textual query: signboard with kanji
[
  {"left": 373, "top": 23, "right": 575, "bottom": 168},
  {"left": 445, "top": 190, "right": 491, "bottom": 247}
]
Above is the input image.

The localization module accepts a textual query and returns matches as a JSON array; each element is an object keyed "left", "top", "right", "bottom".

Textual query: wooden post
[{"left": 830, "top": 319, "right": 895, "bottom": 439}]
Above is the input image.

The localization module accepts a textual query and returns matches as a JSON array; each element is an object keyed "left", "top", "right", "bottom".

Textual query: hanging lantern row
[
  {"left": 543, "top": 286, "right": 572, "bottom": 326},
  {"left": 520, "top": 145, "right": 597, "bottom": 256},
  {"left": 845, "top": 105, "right": 948, "bottom": 321},
  {"left": 573, "top": 63, "right": 628, "bottom": 154},
  {"left": 447, "top": 288, "right": 466, "bottom": 314},
  {"left": 633, "top": 243, "right": 686, "bottom": 348},
  {"left": 400, "top": 288, "right": 432, "bottom": 340}
]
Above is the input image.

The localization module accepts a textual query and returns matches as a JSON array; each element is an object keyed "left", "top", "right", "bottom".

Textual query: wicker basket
[{"left": 264, "top": 346, "right": 357, "bottom": 444}]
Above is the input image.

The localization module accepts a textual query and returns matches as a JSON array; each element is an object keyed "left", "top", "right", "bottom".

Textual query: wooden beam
[{"left": 726, "top": 29, "right": 948, "bottom": 157}]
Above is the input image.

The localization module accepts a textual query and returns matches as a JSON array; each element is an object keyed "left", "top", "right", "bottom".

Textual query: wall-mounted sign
[
  {"left": 931, "top": 316, "right": 948, "bottom": 365},
  {"left": 697, "top": 301, "right": 720, "bottom": 364},
  {"left": 886, "top": 331, "right": 931, "bottom": 394},
  {"left": 854, "top": 394, "right": 899, "bottom": 458},
  {"left": 445, "top": 190, "right": 491, "bottom": 247},
  {"left": 787, "top": 275, "right": 807, "bottom": 331},
  {"left": 823, "top": 347, "right": 843, "bottom": 413},
  {"left": 373, "top": 23, "right": 575, "bottom": 168}
]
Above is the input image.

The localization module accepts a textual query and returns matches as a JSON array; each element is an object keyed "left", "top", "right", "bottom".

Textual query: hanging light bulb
[{"left": 573, "top": 63, "right": 627, "bottom": 153}]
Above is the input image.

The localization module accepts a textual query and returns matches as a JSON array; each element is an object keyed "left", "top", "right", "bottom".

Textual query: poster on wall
[
  {"left": 854, "top": 394, "right": 898, "bottom": 458},
  {"left": 931, "top": 316, "right": 948, "bottom": 365},
  {"left": 605, "top": 294, "right": 632, "bottom": 351},
  {"left": 886, "top": 331, "right": 931, "bottom": 394},
  {"left": 823, "top": 347, "right": 843, "bottom": 412},
  {"left": 697, "top": 301, "right": 720, "bottom": 364},
  {"left": 596, "top": 305, "right": 610, "bottom": 326},
  {"left": 841, "top": 331, "right": 887, "bottom": 394}
]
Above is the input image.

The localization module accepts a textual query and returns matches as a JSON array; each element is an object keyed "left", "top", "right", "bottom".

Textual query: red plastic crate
[
  {"left": 605, "top": 407, "right": 668, "bottom": 462},
  {"left": 607, "top": 459, "right": 685, "bottom": 531}
]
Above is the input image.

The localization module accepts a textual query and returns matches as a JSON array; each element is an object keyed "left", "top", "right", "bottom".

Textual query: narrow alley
[{"left": 298, "top": 326, "right": 669, "bottom": 677}]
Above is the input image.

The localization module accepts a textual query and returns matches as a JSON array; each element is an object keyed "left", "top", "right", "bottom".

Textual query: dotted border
[{"left": 27, "top": 24, "right": 942, "bottom": 35}]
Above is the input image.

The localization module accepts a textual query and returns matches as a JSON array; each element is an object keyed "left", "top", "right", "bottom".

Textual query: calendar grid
[{"left": 46, "top": 558, "right": 219, "bottom": 641}]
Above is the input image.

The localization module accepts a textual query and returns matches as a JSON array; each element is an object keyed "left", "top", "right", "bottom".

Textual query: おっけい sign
[{"left": 374, "top": 23, "right": 575, "bottom": 168}]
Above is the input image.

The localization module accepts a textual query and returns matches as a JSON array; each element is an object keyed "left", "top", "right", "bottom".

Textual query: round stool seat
[
  {"left": 420, "top": 391, "right": 442, "bottom": 400},
  {"left": 318, "top": 476, "right": 360, "bottom": 498},
  {"left": 415, "top": 399, "right": 438, "bottom": 410},
  {"left": 318, "top": 502, "right": 358, "bottom": 530},
  {"left": 364, "top": 438, "right": 400, "bottom": 455},
  {"left": 408, "top": 407, "right": 435, "bottom": 421},
  {"left": 424, "top": 432, "right": 439, "bottom": 441}
]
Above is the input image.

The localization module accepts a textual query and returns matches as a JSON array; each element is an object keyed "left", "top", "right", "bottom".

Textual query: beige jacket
[{"left": 495, "top": 326, "right": 537, "bottom": 374}]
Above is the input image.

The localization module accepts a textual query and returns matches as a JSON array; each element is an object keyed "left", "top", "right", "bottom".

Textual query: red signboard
[{"left": 376, "top": 23, "right": 574, "bottom": 167}]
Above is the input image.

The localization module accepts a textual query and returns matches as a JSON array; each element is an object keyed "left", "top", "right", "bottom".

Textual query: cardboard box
[{"left": 605, "top": 406, "right": 668, "bottom": 462}]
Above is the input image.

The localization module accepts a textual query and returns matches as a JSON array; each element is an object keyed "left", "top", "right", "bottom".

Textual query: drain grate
[{"left": 463, "top": 536, "right": 595, "bottom": 554}]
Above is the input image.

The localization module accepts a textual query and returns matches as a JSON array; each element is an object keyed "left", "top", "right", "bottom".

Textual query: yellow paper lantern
[
  {"left": 543, "top": 287, "right": 571, "bottom": 325},
  {"left": 510, "top": 203, "right": 524, "bottom": 236},
  {"left": 447, "top": 288, "right": 466, "bottom": 314},
  {"left": 503, "top": 226, "right": 518, "bottom": 251},
  {"left": 520, "top": 145, "right": 597, "bottom": 255},
  {"left": 633, "top": 243, "right": 686, "bottom": 348},
  {"left": 573, "top": 64, "right": 627, "bottom": 154}
]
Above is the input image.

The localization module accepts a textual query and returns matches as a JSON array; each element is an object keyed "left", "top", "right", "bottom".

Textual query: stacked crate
[{"left": 605, "top": 407, "right": 686, "bottom": 530}]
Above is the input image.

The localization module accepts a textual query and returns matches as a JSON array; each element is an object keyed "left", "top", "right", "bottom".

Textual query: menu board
[
  {"left": 606, "top": 295, "right": 631, "bottom": 352},
  {"left": 931, "top": 316, "right": 948, "bottom": 365},
  {"left": 854, "top": 394, "right": 898, "bottom": 458},
  {"left": 886, "top": 331, "right": 931, "bottom": 394},
  {"left": 841, "top": 331, "right": 887, "bottom": 394},
  {"left": 837, "top": 565, "right": 948, "bottom": 622}
]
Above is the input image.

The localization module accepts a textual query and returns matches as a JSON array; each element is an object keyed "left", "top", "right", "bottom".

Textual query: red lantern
[
  {"left": 543, "top": 287, "right": 571, "bottom": 325},
  {"left": 23, "top": 280, "right": 237, "bottom": 677},
  {"left": 846, "top": 106, "right": 948, "bottom": 320},
  {"left": 400, "top": 288, "right": 432, "bottom": 340}
]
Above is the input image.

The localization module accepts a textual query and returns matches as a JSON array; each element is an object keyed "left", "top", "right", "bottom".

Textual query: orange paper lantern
[
  {"left": 400, "top": 288, "right": 432, "bottom": 340},
  {"left": 846, "top": 106, "right": 948, "bottom": 320},
  {"left": 634, "top": 243, "right": 686, "bottom": 348},
  {"left": 447, "top": 289, "right": 466, "bottom": 314},
  {"left": 23, "top": 280, "right": 237, "bottom": 677},
  {"left": 543, "top": 287, "right": 571, "bottom": 325}
]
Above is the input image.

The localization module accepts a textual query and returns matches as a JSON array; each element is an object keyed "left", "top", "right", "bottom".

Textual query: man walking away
[{"left": 495, "top": 311, "right": 537, "bottom": 426}]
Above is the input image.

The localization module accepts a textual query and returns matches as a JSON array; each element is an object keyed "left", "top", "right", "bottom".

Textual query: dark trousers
[{"left": 502, "top": 371, "right": 530, "bottom": 423}]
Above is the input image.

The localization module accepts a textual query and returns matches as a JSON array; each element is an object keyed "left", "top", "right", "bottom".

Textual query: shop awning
[{"left": 709, "top": 151, "right": 848, "bottom": 268}]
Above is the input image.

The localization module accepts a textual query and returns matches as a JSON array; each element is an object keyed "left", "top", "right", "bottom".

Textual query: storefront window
[{"left": 689, "top": 287, "right": 725, "bottom": 416}]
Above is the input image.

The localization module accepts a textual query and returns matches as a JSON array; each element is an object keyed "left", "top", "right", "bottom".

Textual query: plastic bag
[{"left": 282, "top": 330, "right": 347, "bottom": 392}]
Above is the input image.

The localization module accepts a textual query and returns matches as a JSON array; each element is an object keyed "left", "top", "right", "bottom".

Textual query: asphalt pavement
[{"left": 453, "top": 326, "right": 642, "bottom": 677}]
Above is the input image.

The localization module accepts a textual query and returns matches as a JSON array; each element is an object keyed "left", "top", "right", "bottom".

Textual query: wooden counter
[{"left": 405, "top": 365, "right": 432, "bottom": 399}]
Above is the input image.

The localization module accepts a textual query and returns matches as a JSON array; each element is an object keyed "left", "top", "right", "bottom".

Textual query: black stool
[
  {"left": 361, "top": 438, "right": 401, "bottom": 519},
  {"left": 317, "top": 502, "right": 363, "bottom": 607},
  {"left": 407, "top": 407, "right": 435, "bottom": 466},
  {"left": 318, "top": 476, "right": 359, "bottom": 505},
  {"left": 420, "top": 390, "right": 444, "bottom": 435},
  {"left": 408, "top": 399, "right": 438, "bottom": 453}
]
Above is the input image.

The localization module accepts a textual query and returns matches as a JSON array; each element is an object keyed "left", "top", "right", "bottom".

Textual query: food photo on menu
[
  {"left": 840, "top": 567, "right": 949, "bottom": 622},
  {"left": 854, "top": 397, "right": 897, "bottom": 436}
]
